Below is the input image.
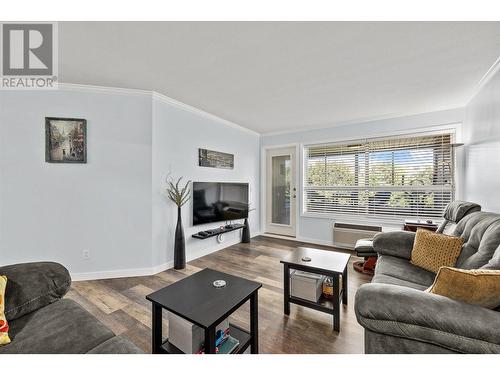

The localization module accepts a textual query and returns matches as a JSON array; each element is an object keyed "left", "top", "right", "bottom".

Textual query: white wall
[
  {"left": 463, "top": 64, "right": 500, "bottom": 212},
  {"left": 0, "top": 88, "right": 153, "bottom": 277},
  {"left": 0, "top": 86, "right": 261, "bottom": 280},
  {"left": 151, "top": 96, "right": 260, "bottom": 268},
  {"left": 261, "top": 108, "right": 464, "bottom": 245}
]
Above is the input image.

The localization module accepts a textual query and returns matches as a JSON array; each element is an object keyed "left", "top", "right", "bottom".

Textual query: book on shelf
[
  {"left": 196, "top": 328, "right": 240, "bottom": 354},
  {"left": 216, "top": 335, "right": 240, "bottom": 354}
]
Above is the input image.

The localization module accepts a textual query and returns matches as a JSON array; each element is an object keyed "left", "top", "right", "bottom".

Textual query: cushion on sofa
[
  {"left": 373, "top": 231, "right": 416, "bottom": 260},
  {"left": 427, "top": 267, "right": 500, "bottom": 309},
  {"left": 452, "top": 212, "right": 500, "bottom": 269},
  {"left": 482, "top": 244, "right": 500, "bottom": 270},
  {"left": 411, "top": 229, "right": 463, "bottom": 273},
  {"left": 371, "top": 274, "right": 430, "bottom": 291},
  {"left": 0, "top": 298, "right": 114, "bottom": 354},
  {"left": 440, "top": 201, "right": 481, "bottom": 228},
  {"left": 0, "top": 276, "right": 10, "bottom": 346},
  {"left": 374, "top": 255, "right": 436, "bottom": 288},
  {"left": 0, "top": 262, "right": 71, "bottom": 321},
  {"left": 355, "top": 283, "right": 500, "bottom": 353}
]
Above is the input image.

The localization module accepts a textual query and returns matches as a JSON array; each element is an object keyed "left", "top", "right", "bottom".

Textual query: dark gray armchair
[
  {"left": 0, "top": 262, "right": 142, "bottom": 354},
  {"left": 355, "top": 202, "right": 500, "bottom": 354}
]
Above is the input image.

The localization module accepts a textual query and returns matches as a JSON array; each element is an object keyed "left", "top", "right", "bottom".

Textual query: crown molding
[
  {"left": 58, "top": 82, "right": 152, "bottom": 97},
  {"left": 467, "top": 54, "right": 500, "bottom": 104},
  {"left": 260, "top": 106, "right": 464, "bottom": 138},
  {"left": 58, "top": 82, "right": 260, "bottom": 137},
  {"left": 49, "top": 81, "right": 473, "bottom": 139},
  {"left": 151, "top": 91, "right": 259, "bottom": 137}
]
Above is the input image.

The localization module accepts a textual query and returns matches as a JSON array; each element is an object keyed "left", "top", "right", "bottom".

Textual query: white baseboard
[
  {"left": 297, "top": 236, "right": 337, "bottom": 247},
  {"left": 71, "top": 231, "right": 262, "bottom": 281},
  {"left": 71, "top": 264, "right": 171, "bottom": 282},
  {"left": 258, "top": 233, "right": 337, "bottom": 248},
  {"left": 150, "top": 261, "right": 174, "bottom": 275}
]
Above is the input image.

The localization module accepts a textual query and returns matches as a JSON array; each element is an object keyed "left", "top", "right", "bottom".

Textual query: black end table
[
  {"left": 280, "top": 247, "right": 350, "bottom": 332},
  {"left": 146, "top": 268, "right": 262, "bottom": 354}
]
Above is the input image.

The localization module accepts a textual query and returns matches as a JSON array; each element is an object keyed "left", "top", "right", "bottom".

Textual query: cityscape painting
[
  {"left": 45, "top": 117, "right": 87, "bottom": 163},
  {"left": 199, "top": 148, "right": 234, "bottom": 169}
]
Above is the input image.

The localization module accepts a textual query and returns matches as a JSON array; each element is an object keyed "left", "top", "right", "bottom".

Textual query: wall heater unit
[{"left": 333, "top": 223, "right": 382, "bottom": 250}]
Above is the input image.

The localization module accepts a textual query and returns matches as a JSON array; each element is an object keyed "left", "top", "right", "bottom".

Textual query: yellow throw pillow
[
  {"left": 428, "top": 267, "right": 500, "bottom": 309},
  {"left": 0, "top": 275, "right": 11, "bottom": 346},
  {"left": 411, "top": 228, "right": 464, "bottom": 273}
]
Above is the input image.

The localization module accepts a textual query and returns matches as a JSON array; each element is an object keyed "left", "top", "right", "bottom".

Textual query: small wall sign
[{"left": 198, "top": 148, "right": 234, "bottom": 169}]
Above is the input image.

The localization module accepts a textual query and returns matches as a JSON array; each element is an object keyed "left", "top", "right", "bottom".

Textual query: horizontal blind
[{"left": 304, "top": 133, "right": 454, "bottom": 219}]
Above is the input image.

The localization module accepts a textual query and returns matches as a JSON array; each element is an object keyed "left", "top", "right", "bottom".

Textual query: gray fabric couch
[
  {"left": 355, "top": 204, "right": 500, "bottom": 354},
  {"left": 0, "top": 262, "right": 143, "bottom": 354}
]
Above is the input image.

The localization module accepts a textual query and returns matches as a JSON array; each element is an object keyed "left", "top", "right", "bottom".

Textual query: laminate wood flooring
[{"left": 67, "top": 236, "right": 372, "bottom": 354}]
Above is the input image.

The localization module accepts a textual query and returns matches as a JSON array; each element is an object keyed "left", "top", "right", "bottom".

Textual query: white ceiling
[{"left": 59, "top": 22, "right": 500, "bottom": 134}]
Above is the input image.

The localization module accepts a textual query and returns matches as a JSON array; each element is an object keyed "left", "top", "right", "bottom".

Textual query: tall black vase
[
  {"left": 242, "top": 218, "right": 251, "bottom": 243},
  {"left": 174, "top": 206, "right": 186, "bottom": 269}
]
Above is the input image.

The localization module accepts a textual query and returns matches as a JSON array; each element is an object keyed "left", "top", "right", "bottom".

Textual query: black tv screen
[{"left": 192, "top": 182, "right": 249, "bottom": 226}]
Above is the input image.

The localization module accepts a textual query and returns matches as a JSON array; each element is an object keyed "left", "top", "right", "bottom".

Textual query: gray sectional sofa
[
  {"left": 0, "top": 262, "right": 142, "bottom": 354},
  {"left": 355, "top": 204, "right": 500, "bottom": 354}
]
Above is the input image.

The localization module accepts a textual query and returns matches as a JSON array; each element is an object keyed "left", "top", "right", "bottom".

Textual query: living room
[{"left": 1, "top": 2, "right": 500, "bottom": 373}]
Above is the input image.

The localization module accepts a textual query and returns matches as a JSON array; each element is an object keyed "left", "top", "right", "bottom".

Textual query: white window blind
[{"left": 304, "top": 133, "right": 454, "bottom": 219}]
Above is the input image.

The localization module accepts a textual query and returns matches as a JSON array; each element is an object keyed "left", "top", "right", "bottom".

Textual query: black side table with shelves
[
  {"left": 146, "top": 268, "right": 261, "bottom": 354},
  {"left": 280, "top": 247, "right": 350, "bottom": 332}
]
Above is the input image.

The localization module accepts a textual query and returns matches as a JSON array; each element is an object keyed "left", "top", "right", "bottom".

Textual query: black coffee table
[
  {"left": 280, "top": 247, "right": 350, "bottom": 332},
  {"left": 146, "top": 268, "right": 262, "bottom": 354}
]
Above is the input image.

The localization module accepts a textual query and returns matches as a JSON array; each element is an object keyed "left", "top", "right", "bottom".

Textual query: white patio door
[{"left": 265, "top": 147, "right": 297, "bottom": 236}]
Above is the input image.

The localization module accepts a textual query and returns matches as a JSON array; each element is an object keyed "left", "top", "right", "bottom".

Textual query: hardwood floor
[{"left": 67, "top": 236, "right": 372, "bottom": 354}]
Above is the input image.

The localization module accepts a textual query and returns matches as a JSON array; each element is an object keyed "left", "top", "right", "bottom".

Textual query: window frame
[{"left": 300, "top": 126, "right": 459, "bottom": 224}]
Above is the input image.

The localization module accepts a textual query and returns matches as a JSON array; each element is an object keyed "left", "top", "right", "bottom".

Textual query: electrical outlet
[{"left": 82, "top": 249, "right": 90, "bottom": 260}]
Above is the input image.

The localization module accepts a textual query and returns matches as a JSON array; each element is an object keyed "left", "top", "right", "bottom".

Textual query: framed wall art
[{"left": 45, "top": 117, "right": 87, "bottom": 163}]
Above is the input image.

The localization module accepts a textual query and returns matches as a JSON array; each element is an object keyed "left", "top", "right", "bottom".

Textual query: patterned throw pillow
[
  {"left": 0, "top": 275, "right": 10, "bottom": 346},
  {"left": 428, "top": 267, "right": 500, "bottom": 309},
  {"left": 411, "top": 228, "right": 464, "bottom": 273}
]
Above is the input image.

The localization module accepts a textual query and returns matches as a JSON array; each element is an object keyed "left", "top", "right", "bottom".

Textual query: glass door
[{"left": 266, "top": 147, "right": 296, "bottom": 236}]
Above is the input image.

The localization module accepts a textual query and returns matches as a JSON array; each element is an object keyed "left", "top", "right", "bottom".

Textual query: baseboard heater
[{"left": 333, "top": 223, "right": 382, "bottom": 250}]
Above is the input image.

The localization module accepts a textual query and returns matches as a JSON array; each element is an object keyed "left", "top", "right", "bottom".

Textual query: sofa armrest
[
  {"left": 355, "top": 283, "right": 500, "bottom": 353},
  {"left": 0, "top": 262, "right": 71, "bottom": 321},
  {"left": 372, "top": 231, "right": 415, "bottom": 260}
]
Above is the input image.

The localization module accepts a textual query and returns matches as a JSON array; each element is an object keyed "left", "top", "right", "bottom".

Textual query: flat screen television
[{"left": 192, "top": 182, "right": 249, "bottom": 226}]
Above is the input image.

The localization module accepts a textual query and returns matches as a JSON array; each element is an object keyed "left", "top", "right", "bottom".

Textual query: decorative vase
[
  {"left": 174, "top": 206, "right": 186, "bottom": 269},
  {"left": 242, "top": 218, "right": 251, "bottom": 243}
]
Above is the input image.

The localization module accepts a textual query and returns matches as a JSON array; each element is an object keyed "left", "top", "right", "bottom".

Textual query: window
[{"left": 304, "top": 133, "right": 455, "bottom": 219}]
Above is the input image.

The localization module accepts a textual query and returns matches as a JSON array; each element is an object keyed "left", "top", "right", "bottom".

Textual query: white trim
[
  {"left": 261, "top": 144, "right": 300, "bottom": 238},
  {"left": 151, "top": 261, "right": 174, "bottom": 275},
  {"left": 261, "top": 143, "right": 299, "bottom": 150},
  {"left": 301, "top": 123, "right": 459, "bottom": 148},
  {"left": 55, "top": 83, "right": 467, "bottom": 139},
  {"left": 468, "top": 54, "right": 500, "bottom": 104},
  {"left": 300, "top": 211, "right": 433, "bottom": 229},
  {"left": 58, "top": 82, "right": 151, "bottom": 97},
  {"left": 300, "top": 124, "right": 460, "bottom": 222},
  {"left": 71, "top": 232, "right": 261, "bottom": 281},
  {"left": 304, "top": 185, "right": 453, "bottom": 192},
  {"left": 260, "top": 232, "right": 336, "bottom": 248},
  {"left": 261, "top": 143, "right": 300, "bottom": 238},
  {"left": 296, "top": 236, "right": 336, "bottom": 248},
  {"left": 57, "top": 82, "right": 260, "bottom": 137},
  {"left": 71, "top": 262, "right": 172, "bottom": 282},
  {"left": 260, "top": 107, "right": 463, "bottom": 137},
  {"left": 152, "top": 91, "right": 260, "bottom": 137}
]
